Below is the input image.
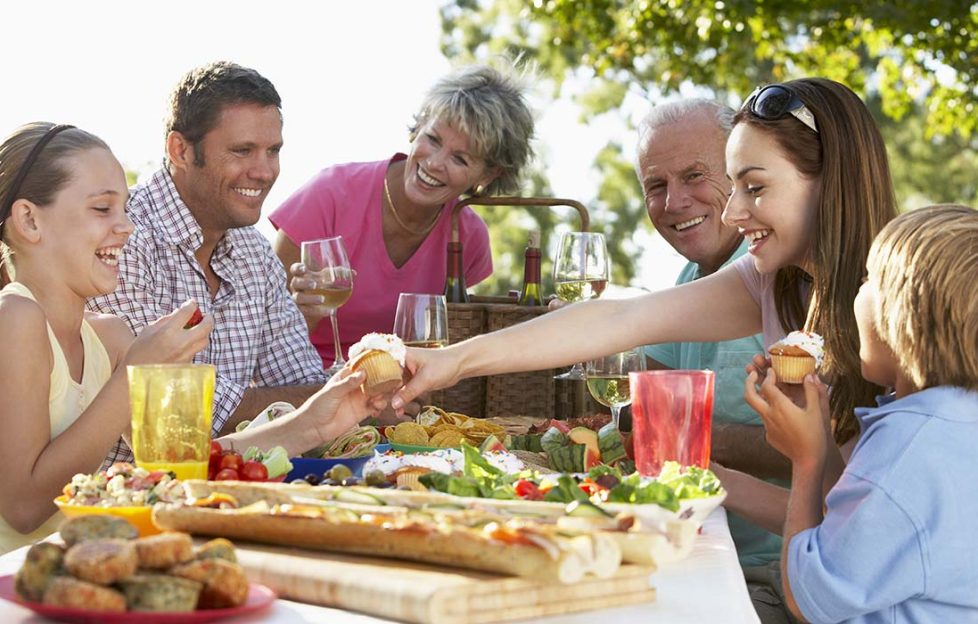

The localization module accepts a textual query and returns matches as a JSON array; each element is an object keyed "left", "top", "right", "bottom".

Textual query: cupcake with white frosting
[
  {"left": 348, "top": 333, "right": 406, "bottom": 395},
  {"left": 768, "top": 330, "right": 824, "bottom": 384}
]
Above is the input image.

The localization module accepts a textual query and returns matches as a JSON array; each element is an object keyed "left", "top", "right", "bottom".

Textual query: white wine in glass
[
  {"left": 553, "top": 231, "right": 610, "bottom": 380},
  {"left": 301, "top": 236, "right": 354, "bottom": 374},
  {"left": 586, "top": 349, "right": 644, "bottom": 429},
  {"left": 393, "top": 293, "right": 449, "bottom": 349}
]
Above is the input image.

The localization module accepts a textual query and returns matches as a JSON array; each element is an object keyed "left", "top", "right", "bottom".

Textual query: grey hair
[
  {"left": 638, "top": 98, "right": 734, "bottom": 139},
  {"left": 409, "top": 64, "right": 535, "bottom": 196},
  {"left": 635, "top": 99, "right": 734, "bottom": 175}
]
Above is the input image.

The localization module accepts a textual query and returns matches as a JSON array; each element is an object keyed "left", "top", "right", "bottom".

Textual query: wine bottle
[
  {"left": 518, "top": 230, "right": 543, "bottom": 306},
  {"left": 444, "top": 241, "right": 469, "bottom": 303}
]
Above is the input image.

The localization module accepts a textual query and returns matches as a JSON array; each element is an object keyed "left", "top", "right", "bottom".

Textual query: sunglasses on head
[{"left": 743, "top": 84, "right": 818, "bottom": 134}]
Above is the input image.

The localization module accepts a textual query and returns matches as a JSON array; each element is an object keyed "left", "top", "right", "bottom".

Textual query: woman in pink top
[{"left": 271, "top": 64, "right": 535, "bottom": 367}]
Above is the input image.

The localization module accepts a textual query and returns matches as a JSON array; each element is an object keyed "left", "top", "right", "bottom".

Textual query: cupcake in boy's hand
[
  {"left": 348, "top": 333, "right": 406, "bottom": 395},
  {"left": 768, "top": 331, "right": 824, "bottom": 384}
]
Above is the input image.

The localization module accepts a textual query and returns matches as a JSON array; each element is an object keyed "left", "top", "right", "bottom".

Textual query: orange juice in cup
[{"left": 128, "top": 364, "right": 215, "bottom": 480}]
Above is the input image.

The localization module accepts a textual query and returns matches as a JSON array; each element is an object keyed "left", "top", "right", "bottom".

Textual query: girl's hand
[
  {"left": 301, "top": 367, "right": 386, "bottom": 445},
  {"left": 744, "top": 369, "right": 830, "bottom": 465},
  {"left": 390, "top": 347, "right": 463, "bottom": 414},
  {"left": 124, "top": 300, "right": 212, "bottom": 366},
  {"left": 746, "top": 353, "right": 808, "bottom": 408},
  {"left": 288, "top": 262, "right": 331, "bottom": 330}
]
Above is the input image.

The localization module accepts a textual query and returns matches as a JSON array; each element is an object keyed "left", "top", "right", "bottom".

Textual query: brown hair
[
  {"left": 165, "top": 61, "right": 281, "bottom": 167},
  {"left": 869, "top": 204, "right": 978, "bottom": 391},
  {"left": 734, "top": 78, "right": 898, "bottom": 444},
  {"left": 0, "top": 122, "right": 109, "bottom": 278}
]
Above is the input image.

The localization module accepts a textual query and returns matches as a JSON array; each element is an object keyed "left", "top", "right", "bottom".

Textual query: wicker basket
[{"left": 429, "top": 196, "right": 597, "bottom": 420}]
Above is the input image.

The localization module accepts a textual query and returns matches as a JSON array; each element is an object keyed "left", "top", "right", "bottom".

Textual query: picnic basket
[{"left": 429, "top": 196, "right": 597, "bottom": 420}]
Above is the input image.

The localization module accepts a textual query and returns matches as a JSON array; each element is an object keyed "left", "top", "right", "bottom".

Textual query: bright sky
[{"left": 4, "top": 0, "right": 685, "bottom": 292}]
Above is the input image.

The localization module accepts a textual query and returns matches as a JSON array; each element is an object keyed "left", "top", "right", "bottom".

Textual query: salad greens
[{"left": 416, "top": 442, "right": 722, "bottom": 512}]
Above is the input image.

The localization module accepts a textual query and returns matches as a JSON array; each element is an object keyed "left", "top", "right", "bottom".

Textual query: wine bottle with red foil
[
  {"left": 518, "top": 230, "right": 544, "bottom": 306},
  {"left": 444, "top": 241, "right": 469, "bottom": 303}
]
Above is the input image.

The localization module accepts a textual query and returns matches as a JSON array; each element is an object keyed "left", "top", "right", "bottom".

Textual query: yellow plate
[{"left": 53, "top": 496, "right": 160, "bottom": 536}]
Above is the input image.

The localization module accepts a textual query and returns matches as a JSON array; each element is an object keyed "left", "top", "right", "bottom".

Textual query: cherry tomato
[
  {"left": 513, "top": 479, "right": 543, "bottom": 501},
  {"left": 208, "top": 454, "right": 222, "bottom": 477},
  {"left": 578, "top": 479, "right": 600, "bottom": 496},
  {"left": 210, "top": 440, "right": 223, "bottom": 458},
  {"left": 220, "top": 453, "right": 244, "bottom": 472},
  {"left": 146, "top": 470, "right": 168, "bottom": 485},
  {"left": 184, "top": 307, "right": 204, "bottom": 329},
  {"left": 214, "top": 468, "right": 239, "bottom": 481},
  {"left": 240, "top": 460, "right": 269, "bottom": 482}
]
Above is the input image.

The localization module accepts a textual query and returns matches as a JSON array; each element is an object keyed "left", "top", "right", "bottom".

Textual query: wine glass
[
  {"left": 301, "top": 236, "right": 354, "bottom": 374},
  {"left": 586, "top": 349, "right": 645, "bottom": 429},
  {"left": 393, "top": 293, "right": 449, "bottom": 348},
  {"left": 553, "top": 231, "right": 610, "bottom": 380}
]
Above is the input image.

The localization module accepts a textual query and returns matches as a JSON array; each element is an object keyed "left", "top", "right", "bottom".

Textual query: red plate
[{"left": 0, "top": 574, "right": 275, "bottom": 623}]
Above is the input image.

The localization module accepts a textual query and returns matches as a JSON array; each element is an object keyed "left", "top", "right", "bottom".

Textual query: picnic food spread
[
  {"left": 768, "top": 330, "right": 825, "bottom": 383},
  {"left": 14, "top": 409, "right": 726, "bottom": 622}
]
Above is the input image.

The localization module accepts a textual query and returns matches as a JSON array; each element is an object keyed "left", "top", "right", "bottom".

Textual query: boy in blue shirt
[{"left": 744, "top": 204, "right": 978, "bottom": 623}]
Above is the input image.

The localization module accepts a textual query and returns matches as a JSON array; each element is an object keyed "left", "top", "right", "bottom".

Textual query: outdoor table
[{"left": 0, "top": 507, "right": 759, "bottom": 623}]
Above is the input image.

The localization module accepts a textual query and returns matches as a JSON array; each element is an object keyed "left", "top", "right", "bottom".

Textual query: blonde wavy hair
[{"left": 868, "top": 204, "right": 978, "bottom": 392}]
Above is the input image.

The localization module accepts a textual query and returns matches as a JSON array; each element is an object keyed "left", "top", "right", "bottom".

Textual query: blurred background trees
[{"left": 447, "top": 0, "right": 978, "bottom": 295}]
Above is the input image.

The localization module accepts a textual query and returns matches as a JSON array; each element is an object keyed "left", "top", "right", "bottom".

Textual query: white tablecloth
[{"left": 0, "top": 508, "right": 759, "bottom": 623}]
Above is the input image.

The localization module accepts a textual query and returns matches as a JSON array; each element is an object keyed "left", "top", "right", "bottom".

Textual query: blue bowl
[{"left": 286, "top": 444, "right": 391, "bottom": 482}]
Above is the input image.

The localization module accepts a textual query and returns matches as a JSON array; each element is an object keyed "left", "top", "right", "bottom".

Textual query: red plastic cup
[{"left": 630, "top": 370, "right": 715, "bottom": 475}]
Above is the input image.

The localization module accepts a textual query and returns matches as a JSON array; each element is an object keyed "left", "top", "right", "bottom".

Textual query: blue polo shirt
[
  {"left": 644, "top": 240, "right": 779, "bottom": 566},
  {"left": 788, "top": 387, "right": 978, "bottom": 623}
]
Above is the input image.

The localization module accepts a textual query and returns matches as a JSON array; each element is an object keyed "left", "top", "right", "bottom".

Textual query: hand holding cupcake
[
  {"left": 348, "top": 333, "right": 407, "bottom": 395},
  {"left": 768, "top": 331, "right": 824, "bottom": 384}
]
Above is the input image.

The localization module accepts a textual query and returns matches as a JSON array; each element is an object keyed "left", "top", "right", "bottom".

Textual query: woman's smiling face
[{"left": 722, "top": 123, "right": 820, "bottom": 275}]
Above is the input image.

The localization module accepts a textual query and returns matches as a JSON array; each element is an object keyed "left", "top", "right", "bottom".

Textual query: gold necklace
[{"left": 383, "top": 171, "right": 442, "bottom": 236}]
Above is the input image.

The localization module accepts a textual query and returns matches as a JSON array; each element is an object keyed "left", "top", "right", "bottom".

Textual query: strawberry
[{"left": 184, "top": 307, "right": 203, "bottom": 329}]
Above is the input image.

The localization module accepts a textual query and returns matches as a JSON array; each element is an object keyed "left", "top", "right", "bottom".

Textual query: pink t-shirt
[{"left": 269, "top": 154, "right": 493, "bottom": 366}]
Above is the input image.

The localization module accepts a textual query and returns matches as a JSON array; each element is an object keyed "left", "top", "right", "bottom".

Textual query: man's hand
[{"left": 744, "top": 369, "right": 830, "bottom": 465}]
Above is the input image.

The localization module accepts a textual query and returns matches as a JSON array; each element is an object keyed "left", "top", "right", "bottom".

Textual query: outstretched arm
[{"left": 394, "top": 264, "right": 762, "bottom": 409}]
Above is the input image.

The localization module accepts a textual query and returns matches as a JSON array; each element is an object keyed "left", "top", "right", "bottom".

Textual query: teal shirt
[{"left": 644, "top": 240, "right": 782, "bottom": 566}]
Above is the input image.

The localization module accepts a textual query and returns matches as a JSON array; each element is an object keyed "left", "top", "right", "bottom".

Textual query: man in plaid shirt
[{"left": 90, "top": 62, "right": 327, "bottom": 464}]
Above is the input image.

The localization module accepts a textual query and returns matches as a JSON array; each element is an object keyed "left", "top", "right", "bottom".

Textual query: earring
[{"left": 473, "top": 184, "right": 486, "bottom": 195}]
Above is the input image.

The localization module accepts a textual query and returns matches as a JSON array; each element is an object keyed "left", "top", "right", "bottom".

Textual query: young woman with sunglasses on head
[{"left": 0, "top": 124, "right": 385, "bottom": 554}]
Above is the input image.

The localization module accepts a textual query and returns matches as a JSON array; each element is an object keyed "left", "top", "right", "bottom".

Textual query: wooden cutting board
[{"left": 234, "top": 542, "right": 655, "bottom": 624}]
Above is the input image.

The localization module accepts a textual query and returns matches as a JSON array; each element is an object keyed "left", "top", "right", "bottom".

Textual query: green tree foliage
[
  {"left": 442, "top": 0, "right": 977, "bottom": 136},
  {"left": 447, "top": 0, "right": 978, "bottom": 294}
]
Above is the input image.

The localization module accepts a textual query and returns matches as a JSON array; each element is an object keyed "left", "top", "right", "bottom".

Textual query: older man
[
  {"left": 90, "top": 62, "right": 327, "bottom": 463},
  {"left": 636, "top": 99, "right": 792, "bottom": 576}
]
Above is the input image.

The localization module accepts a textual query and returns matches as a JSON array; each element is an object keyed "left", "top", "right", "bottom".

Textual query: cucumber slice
[
  {"left": 333, "top": 489, "right": 386, "bottom": 506},
  {"left": 565, "top": 500, "right": 613, "bottom": 518}
]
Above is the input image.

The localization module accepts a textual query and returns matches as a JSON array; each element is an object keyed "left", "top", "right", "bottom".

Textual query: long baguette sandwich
[
  {"left": 171, "top": 480, "right": 692, "bottom": 568},
  {"left": 153, "top": 495, "right": 621, "bottom": 584}
]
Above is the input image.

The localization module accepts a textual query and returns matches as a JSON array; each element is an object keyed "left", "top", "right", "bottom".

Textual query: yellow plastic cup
[{"left": 128, "top": 364, "right": 215, "bottom": 480}]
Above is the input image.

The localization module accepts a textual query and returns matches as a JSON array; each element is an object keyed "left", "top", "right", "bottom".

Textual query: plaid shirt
[{"left": 89, "top": 168, "right": 326, "bottom": 464}]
